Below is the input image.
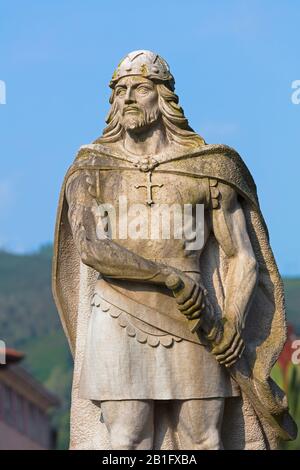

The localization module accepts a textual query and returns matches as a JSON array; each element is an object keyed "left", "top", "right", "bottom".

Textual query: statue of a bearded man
[{"left": 52, "top": 50, "right": 297, "bottom": 450}]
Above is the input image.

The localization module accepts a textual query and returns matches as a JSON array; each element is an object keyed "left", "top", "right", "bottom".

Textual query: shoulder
[
  {"left": 77, "top": 139, "right": 126, "bottom": 159},
  {"left": 65, "top": 149, "right": 95, "bottom": 204},
  {"left": 65, "top": 170, "right": 89, "bottom": 205},
  {"left": 74, "top": 143, "right": 113, "bottom": 163},
  {"left": 65, "top": 142, "right": 112, "bottom": 190},
  {"left": 188, "top": 144, "right": 249, "bottom": 177},
  {"left": 187, "top": 143, "right": 258, "bottom": 210},
  {"left": 186, "top": 143, "right": 241, "bottom": 158}
]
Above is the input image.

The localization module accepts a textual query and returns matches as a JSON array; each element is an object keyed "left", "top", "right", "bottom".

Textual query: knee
[
  {"left": 101, "top": 400, "right": 154, "bottom": 450},
  {"left": 193, "top": 427, "right": 222, "bottom": 450},
  {"left": 110, "top": 431, "right": 135, "bottom": 450},
  {"left": 110, "top": 428, "right": 152, "bottom": 450}
]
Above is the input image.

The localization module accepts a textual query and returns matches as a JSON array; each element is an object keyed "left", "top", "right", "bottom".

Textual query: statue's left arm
[{"left": 210, "top": 182, "right": 258, "bottom": 367}]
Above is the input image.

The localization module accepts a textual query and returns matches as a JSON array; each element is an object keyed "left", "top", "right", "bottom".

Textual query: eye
[
  {"left": 136, "top": 85, "right": 151, "bottom": 95},
  {"left": 116, "top": 88, "right": 126, "bottom": 97}
]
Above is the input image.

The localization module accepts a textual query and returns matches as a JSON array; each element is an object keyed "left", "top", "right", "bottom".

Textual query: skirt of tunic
[{"left": 79, "top": 291, "right": 240, "bottom": 401}]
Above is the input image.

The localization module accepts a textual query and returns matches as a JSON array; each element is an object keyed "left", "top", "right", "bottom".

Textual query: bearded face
[{"left": 114, "top": 76, "right": 160, "bottom": 133}]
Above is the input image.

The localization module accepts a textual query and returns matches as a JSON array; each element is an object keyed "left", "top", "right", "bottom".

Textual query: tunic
[{"left": 79, "top": 276, "right": 240, "bottom": 401}]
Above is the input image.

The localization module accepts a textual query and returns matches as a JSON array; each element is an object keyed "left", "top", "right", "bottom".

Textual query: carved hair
[{"left": 94, "top": 82, "right": 205, "bottom": 148}]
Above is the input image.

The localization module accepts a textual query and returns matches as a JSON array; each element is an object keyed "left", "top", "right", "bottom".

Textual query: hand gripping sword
[{"left": 165, "top": 273, "right": 297, "bottom": 442}]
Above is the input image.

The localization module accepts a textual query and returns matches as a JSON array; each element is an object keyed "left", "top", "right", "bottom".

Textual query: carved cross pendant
[{"left": 135, "top": 171, "right": 163, "bottom": 205}]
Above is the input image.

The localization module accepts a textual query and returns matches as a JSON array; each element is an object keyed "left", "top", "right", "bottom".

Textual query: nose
[{"left": 124, "top": 87, "right": 135, "bottom": 104}]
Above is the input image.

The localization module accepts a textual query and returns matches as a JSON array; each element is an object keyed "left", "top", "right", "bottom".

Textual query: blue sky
[{"left": 0, "top": 0, "right": 299, "bottom": 275}]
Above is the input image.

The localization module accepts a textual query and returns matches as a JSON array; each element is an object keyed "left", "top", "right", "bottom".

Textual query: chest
[{"left": 91, "top": 169, "right": 209, "bottom": 208}]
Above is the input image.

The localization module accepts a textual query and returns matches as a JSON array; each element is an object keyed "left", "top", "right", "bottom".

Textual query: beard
[{"left": 120, "top": 106, "right": 160, "bottom": 132}]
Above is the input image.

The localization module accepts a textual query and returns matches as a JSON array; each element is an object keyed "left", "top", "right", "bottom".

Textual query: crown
[{"left": 110, "top": 50, "right": 175, "bottom": 90}]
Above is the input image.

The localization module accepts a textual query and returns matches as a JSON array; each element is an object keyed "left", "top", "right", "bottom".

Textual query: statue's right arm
[{"left": 66, "top": 171, "right": 174, "bottom": 285}]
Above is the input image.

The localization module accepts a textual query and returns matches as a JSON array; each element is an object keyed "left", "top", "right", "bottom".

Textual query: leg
[
  {"left": 101, "top": 399, "right": 154, "bottom": 450},
  {"left": 173, "top": 398, "right": 225, "bottom": 450}
]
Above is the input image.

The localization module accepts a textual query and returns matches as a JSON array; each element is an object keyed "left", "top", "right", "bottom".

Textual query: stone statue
[{"left": 52, "top": 50, "right": 297, "bottom": 450}]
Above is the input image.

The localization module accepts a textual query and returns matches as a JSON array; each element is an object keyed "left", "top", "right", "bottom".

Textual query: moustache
[{"left": 122, "top": 105, "right": 143, "bottom": 115}]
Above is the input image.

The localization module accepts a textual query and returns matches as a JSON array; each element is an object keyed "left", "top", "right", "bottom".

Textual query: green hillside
[
  {"left": 0, "top": 247, "right": 299, "bottom": 449},
  {"left": 0, "top": 246, "right": 72, "bottom": 449}
]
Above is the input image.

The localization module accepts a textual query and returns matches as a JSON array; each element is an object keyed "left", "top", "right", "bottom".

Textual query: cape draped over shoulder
[{"left": 52, "top": 143, "right": 292, "bottom": 449}]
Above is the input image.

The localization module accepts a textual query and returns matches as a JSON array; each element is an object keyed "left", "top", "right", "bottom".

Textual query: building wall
[
  {"left": 0, "top": 379, "right": 55, "bottom": 449},
  {"left": 0, "top": 420, "right": 44, "bottom": 450}
]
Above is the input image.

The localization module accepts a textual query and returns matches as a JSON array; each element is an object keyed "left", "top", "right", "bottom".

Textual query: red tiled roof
[{"left": 0, "top": 348, "right": 24, "bottom": 364}]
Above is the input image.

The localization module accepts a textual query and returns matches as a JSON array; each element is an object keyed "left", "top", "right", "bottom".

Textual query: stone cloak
[{"left": 52, "top": 143, "right": 290, "bottom": 449}]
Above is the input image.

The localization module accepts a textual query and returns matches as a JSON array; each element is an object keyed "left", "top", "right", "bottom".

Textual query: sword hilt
[
  {"left": 165, "top": 273, "right": 223, "bottom": 342},
  {"left": 165, "top": 273, "right": 183, "bottom": 291}
]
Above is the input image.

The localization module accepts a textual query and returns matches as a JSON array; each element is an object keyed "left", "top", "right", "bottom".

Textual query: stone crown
[{"left": 110, "top": 50, "right": 175, "bottom": 90}]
